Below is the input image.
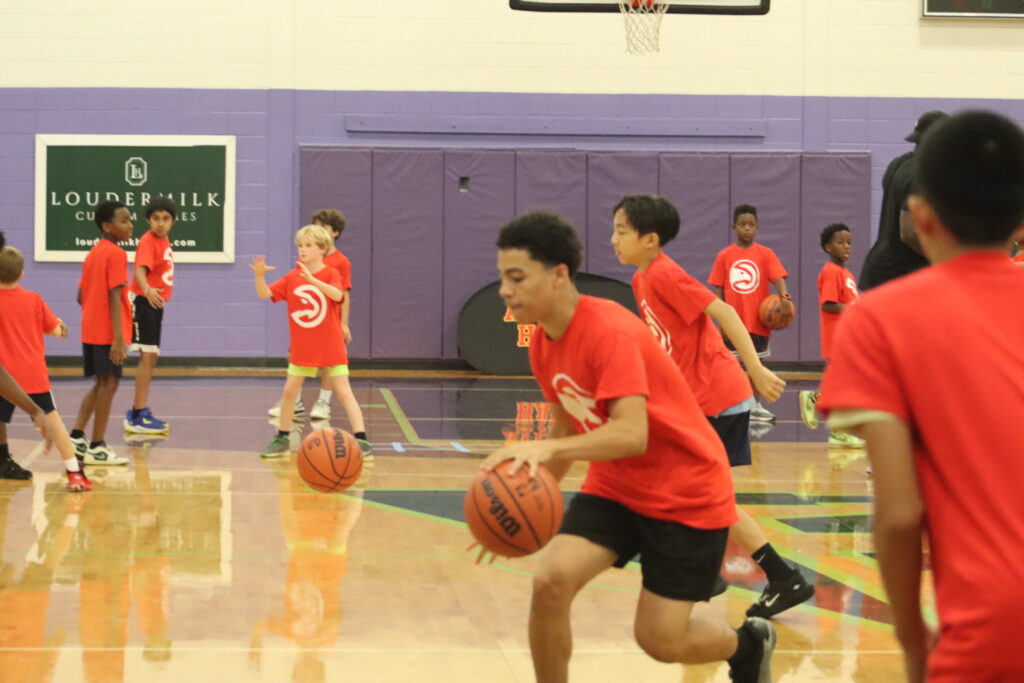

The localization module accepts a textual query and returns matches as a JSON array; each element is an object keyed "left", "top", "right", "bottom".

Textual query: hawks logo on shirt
[
  {"left": 551, "top": 373, "right": 603, "bottom": 432},
  {"left": 639, "top": 300, "right": 672, "bottom": 355},
  {"left": 845, "top": 277, "right": 859, "bottom": 298},
  {"left": 729, "top": 259, "right": 760, "bottom": 294},
  {"left": 291, "top": 285, "right": 328, "bottom": 329},
  {"left": 161, "top": 246, "right": 174, "bottom": 287}
]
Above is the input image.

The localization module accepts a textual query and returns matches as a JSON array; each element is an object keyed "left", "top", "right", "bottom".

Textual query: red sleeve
[
  {"left": 766, "top": 248, "right": 788, "bottom": 281},
  {"left": 37, "top": 295, "right": 59, "bottom": 333},
  {"left": 818, "top": 266, "right": 843, "bottom": 305},
  {"left": 651, "top": 268, "right": 715, "bottom": 325},
  {"left": 338, "top": 253, "right": 352, "bottom": 290},
  {"left": 708, "top": 251, "right": 726, "bottom": 287},
  {"left": 106, "top": 248, "right": 128, "bottom": 291},
  {"left": 528, "top": 340, "right": 558, "bottom": 403},
  {"left": 268, "top": 274, "right": 289, "bottom": 302},
  {"left": 590, "top": 331, "right": 649, "bottom": 404},
  {"left": 135, "top": 235, "right": 158, "bottom": 270},
  {"left": 818, "top": 305, "right": 909, "bottom": 422}
]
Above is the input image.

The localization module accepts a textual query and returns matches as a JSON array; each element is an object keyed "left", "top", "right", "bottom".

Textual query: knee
[
  {"left": 634, "top": 625, "right": 696, "bottom": 664},
  {"left": 531, "top": 567, "right": 578, "bottom": 611}
]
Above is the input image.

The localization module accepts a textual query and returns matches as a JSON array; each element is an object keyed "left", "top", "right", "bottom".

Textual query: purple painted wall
[{"left": 0, "top": 88, "right": 1019, "bottom": 363}]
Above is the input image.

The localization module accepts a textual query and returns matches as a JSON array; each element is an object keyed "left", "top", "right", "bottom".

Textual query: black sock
[
  {"left": 89, "top": 441, "right": 105, "bottom": 449},
  {"left": 728, "top": 622, "right": 756, "bottom": 668},
  {"left": 277, "top": 430, "right": 289, "bottom": 438},
  {"left": 354, "top": 431, "right": 367, "bottom": 441},
  {"left": 0, "top": 443, "right": 8, "bottom": 457},
  {"left": 752, "top": 542, "right": 792, "bottom": 583},
  {"left": 70, "top": 429, "right": 85, "bottom": 439}
]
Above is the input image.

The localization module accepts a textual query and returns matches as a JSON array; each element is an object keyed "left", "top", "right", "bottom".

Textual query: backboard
[{"left": 509, "top": 0, "right": 769, "bottom": 14}]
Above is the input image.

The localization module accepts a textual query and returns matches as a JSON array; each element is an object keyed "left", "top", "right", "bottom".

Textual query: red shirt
[
  {"left": 632, "top": 253, "right": 751, "bottom": 416},
  {"left": 816, "top": 261, "right": 859, "bottom": 360},
  {"left": 818, "top": 252, "right": 1024, "bottom": 683},
  {"left": 130, "top": 231, "right": 174, "bottom": 301},
  {"left": 0, "top": 286, "right": 59, "bottom": 393},
  {"left": 269, "top": 266, "right": 346, "bottom": 367},
  {"left": 708, "top": 243, "right": 787, "bottom": 337},
  {"left": 529, "top": 295, "right": 737, "bottom": 529},
  {"left": 324, "top": 249, "right": 352, "bottom": 290},
  {"left": 79, "top": 239, "right": 131, "bottom": 345}
]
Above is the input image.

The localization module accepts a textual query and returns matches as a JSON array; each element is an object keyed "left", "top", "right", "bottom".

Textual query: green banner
[{"left": 35, "top": 135, "right": 235, "bottom": 263}]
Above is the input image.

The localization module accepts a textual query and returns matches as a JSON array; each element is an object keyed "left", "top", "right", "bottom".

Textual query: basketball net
[{"left": 617, "top": 0, "right": 668, "bottom": 55}]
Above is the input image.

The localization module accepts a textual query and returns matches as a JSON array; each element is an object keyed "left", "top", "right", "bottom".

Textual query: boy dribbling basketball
[
  {"left": 483, "top": 211, "right": 775, "bottom": 683},
  {"left": 818, "top": 111, "right": 1024, "bottom": 683}
]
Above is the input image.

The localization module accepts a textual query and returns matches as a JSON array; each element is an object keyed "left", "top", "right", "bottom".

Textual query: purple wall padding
[
  {"left": 299, "top": 147, "right": 373, "bottom": 359},
  {"left": 798, "top": 153, "right": 871, "bottom": 361},
  {"left": 514, "top": 151, "right": 588, "bottom": 233},
  {"left": 442, "top": 150, "right": 516, "bottom": 359},
  {"left": 659, "top": 154, "right": 732, "bottom": 280},
  {"left": 729, "top": 154, "right": 802, "bottom": 361},
  {"left": 586, "top": 153, "right": 659, "bottom": 281},
  {"left": 370, "top": 149, "right": 444, "bottom": 358}
]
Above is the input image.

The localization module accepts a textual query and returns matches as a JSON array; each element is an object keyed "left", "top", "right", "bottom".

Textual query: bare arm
[
  {"left": 0, "top": 365, "right": 51, "bottom": 444},
  {"left": 135, "top": 265, "right": 165, "bottom": 308},
  {"left": 109, "top": 285, "right": 126, "bottom": 365},
  {"left": 773, "top": 277, "right": 790, "bottom": 298},
  {"left": 900, "top": 209, "right": 923, "bottom": 255},
  {"left": 481, "top": 395, "right": 648, "bottom": 477},
  {"left": 297, "top": 262, "right": 342, "bottom": 302},
  {"left": 858, "top": 419, "right": 930, "bottom": 683},
  {"left": 341, "top": 289, "right": 352, "bottom": 343},
  {"left": 250, "top": 256, "right": 275, "bottom": 299},
  {"left": 705, "top": 299, "right": 785, "bottom": 401},
  {"left": 542, "top": 404, "right": 577, "bottom": 482},
  {"left": 46, "top": 319, "right": 67, "bottom": 338}
]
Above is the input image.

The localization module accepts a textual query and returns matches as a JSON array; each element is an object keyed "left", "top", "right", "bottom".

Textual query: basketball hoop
[{"left": 617, "top": 0, "right": 668, "bottom": 55}]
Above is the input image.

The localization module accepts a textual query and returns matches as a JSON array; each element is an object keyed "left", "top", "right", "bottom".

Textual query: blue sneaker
[{"left": 123, "top": 407, "right": 169, "bottom": 434}]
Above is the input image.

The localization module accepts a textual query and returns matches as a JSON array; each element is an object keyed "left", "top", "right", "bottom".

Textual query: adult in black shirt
[{"left": 859, "top": 111, "right": 949, "bottom": 291}]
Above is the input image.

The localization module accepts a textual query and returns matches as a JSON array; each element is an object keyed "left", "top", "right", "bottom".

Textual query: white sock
[
  {"left": 65, "top": 458, "right": 80, "bottom": 473},
  {"left": 318, "top": 389, "right": 332, "bottom": 403}
]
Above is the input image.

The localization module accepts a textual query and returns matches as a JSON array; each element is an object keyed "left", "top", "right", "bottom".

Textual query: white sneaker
[
  {"left": 309, "top": 398, "right": 331, "bottom": 421},
  {"left": 83, "top": 444, "right": 130, "bottom": 466},
  {"left": 750, "top": 403, "right": 776, "bottom": 422},
  {"left": 268, "top": 399, "right": 305, "bottom": 418}
]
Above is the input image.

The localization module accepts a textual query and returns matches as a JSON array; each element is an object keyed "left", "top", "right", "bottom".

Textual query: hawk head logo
[
  {"left": 551, "top": 373, "right": 603, "bottom": 432},
  {"left": 729, "top": 259, "right": 761, "bottom": 294},
  {"left": 290, "top": 284, "right": 328, "bottom": 329}
]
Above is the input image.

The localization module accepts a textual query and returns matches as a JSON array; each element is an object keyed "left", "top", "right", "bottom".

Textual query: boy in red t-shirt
[
  {"left": 0, "top": 234, "right": 90, "bottom": 490},
  {"left": 268, "top": 209, "right": 369, "bottom": 456},
  {"left": 252, "top": 224, "right": 367, "bottom": 458},
  {"left": 709, "top": 205, "right": 790, "bottom": 422},
  {"left": 798, "top": 223, "right": 864, "bottom": 450},
  {"left": 69, "top": 201, "right": 133, "bottom": 467},
  {"left": 124, "top": 197, "right": 176, "bottom": 435},
  {"left": 612, "top": 195, "right": 814, "bottom": 619},
  {"left": 818, "top": 111, "right": 1024, "bottom": 683},
  {"left": 483, "top": 211, "right": 776, "bottom": 683}
]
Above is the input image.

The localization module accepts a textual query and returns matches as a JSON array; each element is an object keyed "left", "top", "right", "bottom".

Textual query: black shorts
[
  {"left": 131, "top": 296, "right": 163, "bottom": 353},
  {"left": 0, "top": 391, "right": 56, "bottom": 423},
  {"left": 83, "top": 343, "right": 123, "bottom": 378},
  {"left": 559, "top": 493, "right": 728, "bottom": 602},
  {"left": 707, "top": 411, "right": 752, "bottom": 467},
  {"left": 724, "top": 332, "right": 770, "bottom": 358}
]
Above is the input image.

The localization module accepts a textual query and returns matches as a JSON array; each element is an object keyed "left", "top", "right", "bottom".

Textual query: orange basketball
[
  {"left": 464, "top": 461, "right": 564, "bottom": 558},
  {"left": 758, "top": 294, "right": 796, "bottom": 331},
  {"left": 297, "top": 428, "right": 363, "bottom": 493}
]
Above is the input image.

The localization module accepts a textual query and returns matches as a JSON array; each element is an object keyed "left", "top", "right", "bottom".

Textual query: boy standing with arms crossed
[
  {"left": 69, "top": 201, "right": 132, "bottom": 466},
  {"left": 484, "top": 211, "right": 776, "bottom": 683},
  {"left": 124, "top": 197, "right": 176, "bottom": 435},
  {"left": 818, "top": 111, "right": 1024, "bottom": 683},
  {"left": 612, "top": 195, "right": 814, "bottom": 619},
  {"left": 709, "top": 205, "right": 790, "bottom": 422},
  {"left": 252, "top": 225, "right": 368, "bottom": 457},
  {"left": 0, "top": 233, "right": 89, "bottom": 489}
]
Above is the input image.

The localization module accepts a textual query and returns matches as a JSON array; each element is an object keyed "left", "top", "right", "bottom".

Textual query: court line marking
[{"left": 19, "top": 441, "right": 48, "bottom": 468}]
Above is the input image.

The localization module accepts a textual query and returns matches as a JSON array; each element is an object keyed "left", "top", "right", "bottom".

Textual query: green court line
[{"left": 379, "top": 388, "right": 421, "bottom": 443}]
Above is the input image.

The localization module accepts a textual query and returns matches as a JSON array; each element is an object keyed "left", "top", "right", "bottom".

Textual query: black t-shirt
[{"left": 859, "top": 151, "right": 930, "bottom": 291}]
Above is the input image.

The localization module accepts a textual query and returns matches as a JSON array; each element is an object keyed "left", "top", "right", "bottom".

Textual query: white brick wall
[{"left": 0, "top": 0, "right": 1021, "bottom": 96}]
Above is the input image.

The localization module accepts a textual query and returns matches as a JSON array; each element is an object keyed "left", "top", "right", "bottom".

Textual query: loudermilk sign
[{"left": 35, "top": 134, "right": 236, "bottom": 263}]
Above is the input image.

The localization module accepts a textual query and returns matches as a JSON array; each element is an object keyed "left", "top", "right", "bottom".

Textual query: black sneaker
[
  {"left": 0, "top": 454, "right": 32, "bottom": 480},
  {"left": 746, "top": 565, "right": 815, "bottom": 619},
  {"left": 729, "top": 617, "right": 776, "bottom": 683}
]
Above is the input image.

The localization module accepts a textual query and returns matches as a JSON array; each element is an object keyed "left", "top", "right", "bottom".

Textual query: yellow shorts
[{"left": 287, "top": 363, "right": 349, "bottom": 378}]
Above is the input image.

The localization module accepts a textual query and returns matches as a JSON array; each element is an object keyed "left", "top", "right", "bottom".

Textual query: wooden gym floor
[{"left": 0, "top": 375, "right": 916, "bottom": 682}]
